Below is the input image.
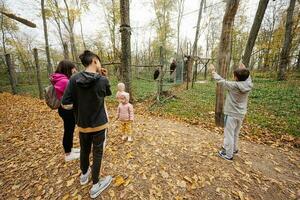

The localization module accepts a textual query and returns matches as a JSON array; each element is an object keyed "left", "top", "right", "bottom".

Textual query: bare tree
[
  {"left": 41, "top": 0, "right": 53, "bottom": 75},
  {"left": 242, "top": 0, "right": 270, "bottom": 68},
  {"left": 215, "top": 0, "right": 240, "bottom": 127},
  {"left": 278, "top": 0, "right": 296, "bottom": 80},
  {"left": 176, "top": 0, "right": 185, "bottom": 55},
  {"left": 120, "top": 0, "right": 132, "bottom": 99}
]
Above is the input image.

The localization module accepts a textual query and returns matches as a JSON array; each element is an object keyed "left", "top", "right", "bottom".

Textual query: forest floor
[{"left": 0, "top": 92, "right": 299, "bottom": 200}]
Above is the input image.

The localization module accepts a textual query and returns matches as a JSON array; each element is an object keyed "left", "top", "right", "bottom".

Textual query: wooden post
[
  {"left": 5, "top": 54, "right": 17, "bottom": 94},
  {"left": 120, "top": 0, "right": 133, "bottom": 101},
  {"left": 33, "top": 48, "right": 43, "bottom": 99},
  {"left": 215, "top": 0, "right": 240, "bottom": 127},
  {"left": 157, "top": 46, "right": 163, "bottom": 102},
  {"left": 63, "top": 42, "right": 69, "bottom": 60}
]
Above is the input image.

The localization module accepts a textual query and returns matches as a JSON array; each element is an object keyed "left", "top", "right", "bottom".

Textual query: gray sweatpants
[{"left": 223, "top": 115, "right": 243, "bottom": 158}]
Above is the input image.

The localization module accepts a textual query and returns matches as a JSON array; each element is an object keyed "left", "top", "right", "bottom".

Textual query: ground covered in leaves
[{"left": 0, "top": 93, "right": 299, "bottom": 200}]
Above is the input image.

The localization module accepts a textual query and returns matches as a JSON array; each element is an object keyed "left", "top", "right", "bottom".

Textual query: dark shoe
[
  {"left": 221, "top": 147, "right": 238, "bottom": 154},
  {"left": 218, "top": 150, "right": 233, "bottom": 161}
]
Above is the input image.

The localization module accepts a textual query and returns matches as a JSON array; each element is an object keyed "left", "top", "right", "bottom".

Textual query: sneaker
[
  {"left": 65, "top": 152, "right": 80, "bottom": 162},
  {"left": 218, "top": 150, "right": 233, "bottom": 161},
  {"left": 127, "top": 136, "right": 133, "bottom": 142},
  {"left": 80, "top": 167, "right": 91, "bottom": 185},
  {"left": 90, "top": 176, "right": 112, "bottom": 199},
  {"left": 221, "top": 147, "right": 238, "bottom": 154},
  {"left": 72, "top": 148, "right": 80, "bottom": 153}
]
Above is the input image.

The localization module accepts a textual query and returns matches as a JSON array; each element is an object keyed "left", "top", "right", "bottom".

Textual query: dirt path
[{"left": 0, "top": 93, "right": 299, "bottom": 200}]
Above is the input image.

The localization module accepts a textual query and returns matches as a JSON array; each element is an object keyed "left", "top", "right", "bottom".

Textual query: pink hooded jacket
[
  {"left": 50, "top": 73, "right": 69, "bottom": 100},
  {"left": 117, "top": 92, "right": 134, "bottom": 121}
]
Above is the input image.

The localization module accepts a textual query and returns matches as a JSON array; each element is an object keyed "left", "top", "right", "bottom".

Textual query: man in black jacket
[{"left": 62, "top": 50, "right": 112, "bottom": 198}]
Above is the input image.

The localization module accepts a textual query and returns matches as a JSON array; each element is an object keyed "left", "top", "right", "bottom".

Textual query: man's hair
[
  {"left": 79, "top": 50, "right": 101, "bottom": 67},
  {"left": 55, "top": 60, "right": 76, "bottom": 78},
  {"left": 233, "top": 68, "right": 250, "bottom": 81}
]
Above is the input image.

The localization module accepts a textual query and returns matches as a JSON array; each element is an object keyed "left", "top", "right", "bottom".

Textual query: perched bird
[
  {"left": 154, "top": 69, "right": 160, "bottom": 80},
  {"left": 170, "top": 59, "right": 177, "bottom": 75}
]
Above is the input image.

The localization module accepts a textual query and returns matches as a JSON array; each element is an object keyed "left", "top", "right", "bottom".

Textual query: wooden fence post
[
  {"left": 33, "top": 48, "right": 43, "bottom": 99},
  {"left": 5, "top": 54, "right": 17, "bottom": 94},
  {"left": 157, "top": 46, "right": 164, "bottom": 102}
]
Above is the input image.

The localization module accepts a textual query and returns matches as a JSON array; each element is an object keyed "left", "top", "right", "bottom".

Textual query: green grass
[
  {"left": 1, "top": 70, "right": 299, "bottom": 137},
  {"left": 152, "top": 74, "right": 300, "bottom": 137}
]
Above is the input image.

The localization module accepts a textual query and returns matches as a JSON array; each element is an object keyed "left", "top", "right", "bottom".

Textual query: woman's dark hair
[
  {"left": 233, "top": 68, "right": 250, "bottom": 81},
  {"left": 55, "top": 60, "right": 76, "bottom": 78},
  {"left": 79, "top": 50, "right": 101, "bottom": 67}
]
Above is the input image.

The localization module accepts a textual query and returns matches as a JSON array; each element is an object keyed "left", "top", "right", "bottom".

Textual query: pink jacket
[
  {"left": 117, "top": 103, "right": 134, "bottom": 121},
  {"left": 50, "top": 73, "right": 69, "bottom": 100}
]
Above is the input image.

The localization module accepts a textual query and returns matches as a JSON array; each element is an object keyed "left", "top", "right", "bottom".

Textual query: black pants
[
  {"left": 80, "top": 129, "right": 106, "bottom": 184},
  {"left": 58, "top": 107, "right": 75, "bottom": 153}
]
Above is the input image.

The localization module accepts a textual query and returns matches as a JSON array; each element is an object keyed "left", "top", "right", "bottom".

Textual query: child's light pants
[{"left": 223, "top": 115, "right": 243, "bottom": 158}]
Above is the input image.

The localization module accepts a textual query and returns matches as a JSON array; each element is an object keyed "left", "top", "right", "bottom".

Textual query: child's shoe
[
  {"left": 218, "top": 150, "right": 233, "bottom": 161},
  {"left": 90, "top": 175, "right": 112, "bottom": 199},
  {"left": 72, "top": 148, "right": 80, "bottom": 153},
  {"left": 65, "top": 152, "right": 80, "bottom": 162},
  {"left": 221, "top": 147, "right": 238, "bottom": 154},
  {"left": 127, "top": 136, "right": 133, "bottom": 142},
  {"left": 80, "top": 167, "right": 91, "bottom": 185}
]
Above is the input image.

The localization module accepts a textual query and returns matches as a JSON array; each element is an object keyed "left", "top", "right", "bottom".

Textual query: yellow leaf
[
  {"left": 62, "top": 194, "right": 70, "bottom": 200},
  {"left": 274, "top": 167, "right": 282, "bottom": 173},
  {"left": 160, "top": 170, "right": 169, "bottom": 179},
  {"left": 114, "top": 175, "right": 125, "bottom": 187},
  {"left": 67, "top": 178, "right": 75, "bottom": 187},
  {"left": 183, "top": 176, "right": 193, "bottom": 184}
]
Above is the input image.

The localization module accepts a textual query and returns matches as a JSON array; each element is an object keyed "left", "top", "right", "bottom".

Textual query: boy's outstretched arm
[{"left": 209, "top": 64, "right": 236, "bottom": 90}]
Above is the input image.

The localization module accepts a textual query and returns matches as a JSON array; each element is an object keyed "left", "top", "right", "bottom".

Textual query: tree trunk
[
  {"left": 191, "top": 0, "right": 205, "bottom": 89},
  {"left": 278, "top": 0, "right": 296, "bottom": 80},
  {"left": 33, "top": 48, "right": 43, "bottom": 99},
  {"left": 176, "top": 0, "right": 185, "bottom": 55},
  {"left": 63, "top": 42, "right": 69, "bottom": 60},
  {"left": 79, "top": 16, "right": 87, "bottom": 49},
  {"left": 242, "top": 0, "right": 269, "bottom": 68},
  {"left": 120, "top": 0, "right": 132, "bottom": 100},
  {"left": 63, "top": 0, "right": 79, "bottom": 62},
  {"left": 0, "top": 11, "right": 36, "bottom": 28},
  {"left": 5, "top": 54, "right": 17, "bottom": 94},
  {"left": 215, "top": 0, "right": 240, "bottom": 127},
  {"left": 1, "top": 13, "right": 6, "bottom": 54},
  {"left": 41, "top": 0, "right": 53, "bottom": 76},
  {"left": 296, "top": 48, "right": 300, "bottom": 71}
]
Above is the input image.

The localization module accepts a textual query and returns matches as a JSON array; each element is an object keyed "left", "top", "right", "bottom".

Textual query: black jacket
[{"left": 62, "top": 71, "right": 112, "bottom": 133}]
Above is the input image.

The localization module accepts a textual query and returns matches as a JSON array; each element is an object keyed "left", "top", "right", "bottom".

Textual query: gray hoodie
[{"left": 213, "top": 72, "right": 253, "bottom": 119}]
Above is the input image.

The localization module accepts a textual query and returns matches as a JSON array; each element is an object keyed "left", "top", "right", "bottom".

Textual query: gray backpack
[{"left": 44, "top": 85, "right": 61, "bottom": 109}]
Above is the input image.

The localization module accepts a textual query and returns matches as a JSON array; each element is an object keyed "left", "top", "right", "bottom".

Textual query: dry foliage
[{"left": 0, "top": 93, "right": 299, "bottom": 199}]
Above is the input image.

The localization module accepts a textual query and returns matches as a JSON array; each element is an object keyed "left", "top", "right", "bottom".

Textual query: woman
[{"left": 51, "top": 60, "right": 80, "bottom": 161}]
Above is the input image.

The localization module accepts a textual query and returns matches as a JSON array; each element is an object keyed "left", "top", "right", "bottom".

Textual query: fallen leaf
[
  {"left": 67, "top": 178, "right": 75, "bottom": 187},
  {"left": 114, "top": 175, "right": 125, "bottom": 187}
]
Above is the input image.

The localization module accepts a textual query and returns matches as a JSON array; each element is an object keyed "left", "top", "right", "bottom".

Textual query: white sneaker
[
  {"left": 90, "top": 176, "right": 112, "bottom": 199},
  {"left": 80, "top": 167, "right": 91, "bottom": 185},
  {"left": 65, "top": 152, "right": 80, "bottom": 162},
  {"left": 121, "top": 135, "right": 127, "bottom": 141},
  {"left": 72, "top": 148, "right": 80, "bottom": 153},
  {"left": 127, "top": 136, "right": 133, "bottom": 142}
]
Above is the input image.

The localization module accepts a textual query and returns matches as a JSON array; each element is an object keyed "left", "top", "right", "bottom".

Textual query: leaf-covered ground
[{"left": 0, "top": 93, "right": 299, "bottom": 200}]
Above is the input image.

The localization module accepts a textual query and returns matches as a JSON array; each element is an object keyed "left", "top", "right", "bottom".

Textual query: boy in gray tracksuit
[{"left": 211, "top": 63, "right": 253, "bottom": 161}]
